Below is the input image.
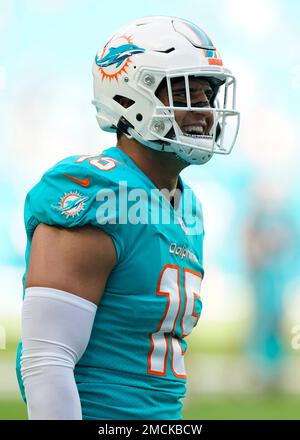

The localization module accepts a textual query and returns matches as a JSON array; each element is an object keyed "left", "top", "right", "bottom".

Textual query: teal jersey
[{"left": 16, "top": 146, "right": 204, "bottom": 420}]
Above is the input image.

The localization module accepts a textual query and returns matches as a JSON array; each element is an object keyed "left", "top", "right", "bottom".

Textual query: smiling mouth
[
  {"left": 183, "top": 125, "right": 205, "bottom": 136},
  {"left": 165, "top": 125, "right": 212, "bottom": 140}
]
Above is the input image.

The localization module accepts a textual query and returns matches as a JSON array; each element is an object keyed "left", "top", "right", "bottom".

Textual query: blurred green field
[
  {"left": 2, "top": 328, "right": 300, "bottom": 420},
  {"left": 183, "top": 395, "right": 300, "bottom": 420},
  {"left": 1, "top": 395, "right": 300, "bottom": 420},
  {"left": 0, "top": 400, "right": 27, "bottom": 420}
]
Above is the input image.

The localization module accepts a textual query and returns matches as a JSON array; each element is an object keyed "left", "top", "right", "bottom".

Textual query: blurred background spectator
[{"left": 244, "top": 183, "right": 298, "bottom": 392}]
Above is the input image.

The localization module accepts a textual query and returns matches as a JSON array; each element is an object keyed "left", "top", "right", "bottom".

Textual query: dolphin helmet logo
[
  {"left": 95, "top": 44, "right": 145, "bottom": 69},
  {"left": 95, "top": 35, "right": 145, "bottom": 81}
]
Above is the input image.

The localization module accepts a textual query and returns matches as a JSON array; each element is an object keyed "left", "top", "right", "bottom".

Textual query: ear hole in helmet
[{"left": 113, "top": 95, "right": 135, "bottom": 108}]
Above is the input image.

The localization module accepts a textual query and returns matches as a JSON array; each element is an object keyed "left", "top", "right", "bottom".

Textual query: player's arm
[
  {"left": 21, "top": 223, "right": 117, "bottom": 420},
  {"left": 26, "top": 223, "right": 116, "bottom": 304}
]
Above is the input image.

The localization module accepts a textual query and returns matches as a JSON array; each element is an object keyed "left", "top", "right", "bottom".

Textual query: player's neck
[{"left": 117, "top": 137, "right": 188, "bottom": 193}]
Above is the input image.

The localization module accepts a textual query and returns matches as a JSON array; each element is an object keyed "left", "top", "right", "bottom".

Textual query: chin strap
[
  {"left": 117, "top": 116, "right": 134, "bottom": 139},
  {"left": 127, "top": 126, "right": 213, "bottom": 165},
  {"left": 127, "top": 127, "right": 168, "bottom": 152}
]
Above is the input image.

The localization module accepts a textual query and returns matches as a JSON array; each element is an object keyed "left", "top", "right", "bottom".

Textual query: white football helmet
[{"left": 92, "top": 16, "right": 240, "bottom": 165}]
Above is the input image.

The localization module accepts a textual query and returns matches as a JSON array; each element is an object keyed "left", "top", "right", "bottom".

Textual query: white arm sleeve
[{"left": 20, "top": 287, "right": 97, "bottom": 420}]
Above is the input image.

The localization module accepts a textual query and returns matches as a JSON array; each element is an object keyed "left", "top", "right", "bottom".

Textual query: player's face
[{"left": 156, "top": 77, "right": 214, "bottom": 136}]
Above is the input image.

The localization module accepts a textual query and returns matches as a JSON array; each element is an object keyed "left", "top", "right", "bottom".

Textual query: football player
[{"left": 16, "top": 16, "right": 239, "bottom": 419}]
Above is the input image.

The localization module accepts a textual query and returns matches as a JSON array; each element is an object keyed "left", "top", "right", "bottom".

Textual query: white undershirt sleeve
[{"left": 20, "top": 287, "right": 97, "bottom": 420}]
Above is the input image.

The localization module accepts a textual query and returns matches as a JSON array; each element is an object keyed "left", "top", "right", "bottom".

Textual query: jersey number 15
[{"left": 148, "top": 264, "right": 202, "bottom": 379}]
